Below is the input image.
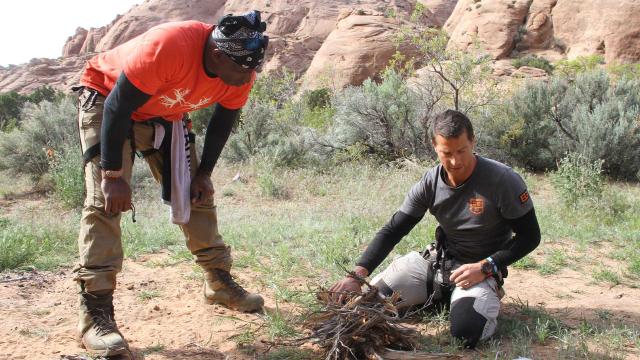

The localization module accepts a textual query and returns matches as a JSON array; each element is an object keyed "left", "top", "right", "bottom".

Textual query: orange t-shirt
[{"left": 80, "top": 20, "right": 254, "bottom": 121}]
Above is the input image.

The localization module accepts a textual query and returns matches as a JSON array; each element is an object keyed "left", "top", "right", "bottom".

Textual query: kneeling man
[{"left": 330, "top": 110, "right": 541, "bottom": 347}]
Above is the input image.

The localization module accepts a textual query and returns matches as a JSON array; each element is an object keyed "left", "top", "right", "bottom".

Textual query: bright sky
[{"left": 0, "top": 0, "right": 140, "bottom": 66}]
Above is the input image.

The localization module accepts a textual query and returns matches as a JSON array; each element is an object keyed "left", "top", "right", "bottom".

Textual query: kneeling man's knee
[
  {"left": 449, "top": 297, "right": 487, "bottom": 348},
  {"left": 370, "top": 251, "right": 431, "bottom": 308}
]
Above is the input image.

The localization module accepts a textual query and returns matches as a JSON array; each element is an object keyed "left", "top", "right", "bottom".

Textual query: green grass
[
  {"left": 592, "top": 268, "right": 621, "bottom": 285},
  {"left": 256, "top": 170, "right": 289, "bottom": 199},
  {"left": 263, "top": 301, "right": 299, "bottom": 340},
  {"left": 230, "top": 328, "right": 257, "bottom": 347},
  {"left": 0, "top": 224, "right": 38, "bottom": 271},
  {"left": 138, "top": 289, "right": 161, "bottom": 301},
  {"left": 0, "top": 217, "right": 77, "bottom": 271},
  {"left": 512, "top": 255, "right": 537, "bottom": 270},
  {"left": 538, "top": 248, "right": 568, "bottom": 275},
  {"left": 266, "top": 348, "right": 314, "bottom": 360}
]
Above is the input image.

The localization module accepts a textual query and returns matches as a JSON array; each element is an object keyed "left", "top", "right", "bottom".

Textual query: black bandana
[{"left": 212, "top": 10, "right": 268, "bottom": 69}]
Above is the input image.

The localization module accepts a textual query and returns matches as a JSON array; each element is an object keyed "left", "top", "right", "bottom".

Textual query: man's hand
[
  {"left": 328, "top": 266, "right": 369, "bottom": 304},
  {"left": 101, "top": 177, "right": 132, "bottom": 215},
  {"left": 449, "top": 262, "right": 488, "bottom": 289},
  {"left": 191, "top": 172, "right": 214, "bottom": 205}
]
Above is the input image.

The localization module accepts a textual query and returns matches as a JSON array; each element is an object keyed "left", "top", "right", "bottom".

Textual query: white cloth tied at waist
[{"left": 153, "top": 121, "right": 191, "bottom": 224}]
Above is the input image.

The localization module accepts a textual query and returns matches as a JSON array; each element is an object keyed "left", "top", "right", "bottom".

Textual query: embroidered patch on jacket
[
  {"left": 468, "top": 197, "right": 484, "bottom": 215},
  {"left": 519, "top": 190, "right": 530, "bottom": 204}
]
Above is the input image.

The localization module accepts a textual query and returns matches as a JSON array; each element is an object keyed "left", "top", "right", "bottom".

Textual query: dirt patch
[{"left": 0, "top": 254, "right": 294, "bottom": 360}]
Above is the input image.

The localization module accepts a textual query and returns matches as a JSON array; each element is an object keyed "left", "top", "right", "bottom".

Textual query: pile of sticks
[{"left": 306, "top": 283, "right": 419, "bottom": 360}]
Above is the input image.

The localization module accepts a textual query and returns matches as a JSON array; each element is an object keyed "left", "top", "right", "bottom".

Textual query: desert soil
[{"left": 1, "top": 249, "right": 639, "bottom": 360}]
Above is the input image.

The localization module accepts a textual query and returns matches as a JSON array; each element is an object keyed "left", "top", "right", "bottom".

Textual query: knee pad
[{"left": 449, "top": 297, "right": 486, "bottom": 348}]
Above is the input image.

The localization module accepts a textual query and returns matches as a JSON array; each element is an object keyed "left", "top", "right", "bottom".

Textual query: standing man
[
  {"left": 330, "top": 110, "right": 541, "bottom": 348},
  {"left": 74, "top": 11, "right": 268, "bottom": 356}
]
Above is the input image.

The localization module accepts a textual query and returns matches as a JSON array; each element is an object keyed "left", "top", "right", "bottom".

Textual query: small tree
[
  {"left": 0, "top": 91, "right": 26, "bottom": 131},
  {"left": 393, "top": 11, "right": 497, "bottom": 114},
  {"left": 26, "top": 85, "right": 66, "bottom": 105},
  {"left": 554, "top": 55, "right": 605, "bottom": 79}
]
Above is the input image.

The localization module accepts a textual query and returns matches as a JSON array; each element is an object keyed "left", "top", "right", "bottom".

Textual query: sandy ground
[{"left": 1, "top": 250, "right": 639, "bottom": 360}]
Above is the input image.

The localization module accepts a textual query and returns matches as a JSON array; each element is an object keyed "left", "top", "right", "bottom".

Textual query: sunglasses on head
[{"left": 212, "top": 36, "right": 269, "bottom": 51}]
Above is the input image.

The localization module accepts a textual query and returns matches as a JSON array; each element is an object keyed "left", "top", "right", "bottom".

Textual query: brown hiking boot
[
  {"left": 204, "top": 268, "right": 264, "bottom": 312},
  {"left": 77, "top": 289, "right": 128, "bottom": 356}
]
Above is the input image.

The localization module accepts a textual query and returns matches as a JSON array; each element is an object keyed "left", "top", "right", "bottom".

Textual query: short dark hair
[{"left": 430, "top": 110, "right": 474, "bottom": 142}]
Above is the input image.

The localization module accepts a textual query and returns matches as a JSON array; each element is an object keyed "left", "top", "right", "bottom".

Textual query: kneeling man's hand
[
  {"left": 450, "top": 262, "right": 487, "bottom": 289},
  {"left": 328, "top": 266, "right": 369, "bottom": 304}
]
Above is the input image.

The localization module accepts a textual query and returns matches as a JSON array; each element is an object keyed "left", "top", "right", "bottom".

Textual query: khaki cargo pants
[{"left": 74, "top": 87, "right": 232, "bottom": 292}]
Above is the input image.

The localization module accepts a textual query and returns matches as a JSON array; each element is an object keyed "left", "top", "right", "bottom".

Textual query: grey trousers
[{"left": 371, "top": 251, "right": 502, "bottom": 343}]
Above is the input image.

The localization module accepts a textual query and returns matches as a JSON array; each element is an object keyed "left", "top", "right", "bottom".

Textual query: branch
[{"left": 551, "top": 103, "right": 578, "bottom": 142}]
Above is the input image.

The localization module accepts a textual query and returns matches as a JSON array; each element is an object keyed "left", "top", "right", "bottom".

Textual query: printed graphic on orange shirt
[
  {"left": 519, "top": 190, "right": 530, "bottom": 204},
  {"left": 159, "top": 88, "right": 212, "bottom": 111},
  {"left": 468, "top": 197, "right": 484, "bottom": 215}
]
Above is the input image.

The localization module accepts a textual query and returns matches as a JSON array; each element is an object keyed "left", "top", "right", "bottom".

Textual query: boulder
[
  {"left": 512, "top": 65, "right": 548, "bottom": 78},
  {"left": 444, "top": 0, "right": 531, "bottom": 59},
  {"left": 517, "top": 0, "right": 557, "bottom": 50},
  {"left": 301, "top": 9, "right": 406, "bottom": 89},
  {"left": 417, "top": 0, "right": 459, "bottom": 27},
  {"left": 552, "top": 0, "right": 640, "bottom": 63}
]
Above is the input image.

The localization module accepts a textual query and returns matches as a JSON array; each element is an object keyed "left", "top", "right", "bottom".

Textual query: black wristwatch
[{"left": 481, "top": 259, "right": 494, "bottom": 276}]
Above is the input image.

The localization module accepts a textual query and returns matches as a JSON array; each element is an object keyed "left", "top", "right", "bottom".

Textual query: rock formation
[
  {"left": 552, "top": 0, "right": 640, "bottom": 63},
  {"left": 444, "top": 0, "right": 640, "bottom": 64},
  {"left": 417, "top": 0, "right": 459, "bottom": 28},
  {"left": 1, "top": 0, "right": 640, "bottom": 94},
  {"left": 302, "top": 9, "right": 409, "bottom": 89},
  {"left": 444, "top": 0, "right": 531, "bottom": 59}
]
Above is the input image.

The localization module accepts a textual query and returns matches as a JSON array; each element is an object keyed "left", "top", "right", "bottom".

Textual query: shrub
[
  {"left": 223, "top": 100, "right": 277, "bottom": 161},
  {"left": 554, "top": 55, "right": 605, "bottom": 78},
  {"left": 0, "top": 222, "right": 37, "bottom": 271},
  {"left": 550, "top": 153, "right": 604, "bottom": 208},
  {"left": 26, "top": 85, "right": 67, "bottom": 105},
  {"left": 303, "top": 88, "right": 332, "bottom": 110},
  {"left": 188, "top": 105, "right": 214, "bottom": 135},
  {"left": 480, "top": 70, "right": 640, "bottom": 180},
  {"left": 256, "top": 168, "right": 289, "bottom": 199},
  {"left": 296, "top": 88, "right": 335, "bottom": 129},
  {"left": 49, "top": 144, "right": 84, "bottom": 208},
  {"left": 478, "top": 77, "right": 564, "bottom": 170},
  {"left": 512, "top": 55, "right": 554, "bottom": 74},
  {"left": 0, "top": 86, "right": 68, "bottom": 131},
  {"left": 607, "top": 62, "right": 640, "bottom": 79},
  {"left": 223, "top": 70, "right": 316, "bottom": 167},
  {"left": 0, "top": 98, "right": 77, "bottom": 179},
  {"left": 322, "top": 69, "right": 429, "bottom": 160}
]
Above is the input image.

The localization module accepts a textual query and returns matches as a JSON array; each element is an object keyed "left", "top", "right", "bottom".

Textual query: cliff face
[
  {"left": 1, "top": 0, "right": 639, "bottom": 94},
  {"left": 444, "top": 0, "right": 640, "bottom": 62}
]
